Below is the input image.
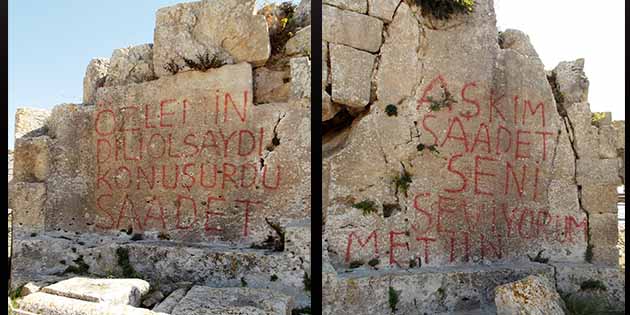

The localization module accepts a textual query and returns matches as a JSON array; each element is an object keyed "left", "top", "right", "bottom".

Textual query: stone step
[
  {"left": 170, "top": 286, "right": 293, "bottom": 315},
  {"left": 18, "top": 292, "right": 169, "bottom": 315},
  {"left": 323, "top": 262, "right": 554, "bottom": 315},
  {"left": 40, "top": 277, "right": 150, "bottom": 307},
  {"left": 152, "top": 287, "right": 189, "bottom": 313}
]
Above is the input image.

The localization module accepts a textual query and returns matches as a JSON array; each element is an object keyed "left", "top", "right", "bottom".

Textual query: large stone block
[
  {"left": 367, "top": 0, "right": 399, "bottom": 21},
  {"left": 494, "top": 275, "right": 565, "bottom": 315},
  {"left": 551, "top": 59, "right": 589, "bottom": 106},
  {"left": 330, "top": 44, "right": 375, "bottom": 107},
  {"left": 14, "top": 108, "right": 51, "bottom": 139},
  {"left": 83, "top": 58, "right": 110, "bottom": 104},
  {"left": 588, "top": 213, "right": 618, "bottom": 247},
  {"left": 323, "top": 5, "right": 383, "bottom": 53},
  {"left": 552, "top": 262, "right": 625, "bottom": 307},
  {"left": 153, "top": 0, "right": 270, "bottom": 78},
  {"left": 375, "top": 2, "right": 420, "bottom": 105},
  {"left": 580, "top": 185, "right": 618, "bottom": 214},
  {"left": 323, "top": 0, "right": 367, "bottom": 14},
  {"left": 576, "top": 158, "right": 622, "bottom": 186},
  {"left": 8, "top": 182, "right": 46, "bottom": 231},
  {"left": 611, "top": 120, "right": 625, "bottom": 150},
  {"left": 564, "top": 102, "right": 599, "bottom": 159},
  {"left": 18, "top": 292, "right": 168, "bottom": 315},
  {"left": 285, "top": 26, "right": 311, "bottom": 56},
  {"left": 591, "top": 244, "right": 619, "bottom": 266},
  {"left": 152, "top": 288, "right": 188, "bottom": 313},
  {"left": 253, "top": 67, "right": 289, "bottom": 104},
  {"left": 13, "top": 136, "right": 50, "bottom": 182},
  {"left": 170, "top": 286, "right": 293, "bottom": 315},
  {"left": 290, "top": 57, "right": 311, "bottom": 100},
  {"left": 104, "top": 44, "right": 156, "bottom": 87},
  {"left": 599, "top": 125, "right": 620, "bottom": 159},
  {"left": 41, "top": 277, "right": 150, "bottom": 307}
]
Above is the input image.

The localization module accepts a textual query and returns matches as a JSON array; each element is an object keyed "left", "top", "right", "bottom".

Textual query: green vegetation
[
  {"left": 116, "top": 247, "right": 141, "bottom": 278},
  {"left": 591, "top": 112, "right": 607, "bottom": 125},
  {"left": 368, "top": 258, "right": 380, "bottom": 267},
  {"left": 240, "top": 277, "right": 248, "bottom": 287},
  {"left": 270, "top": 274, "right": 279, "bottom": 282},
  {"left": 183, "top": 52, "right": 226, "bottom": 71},
  {"left": 561, "top": 293, "right": 623, "bottom": 315},
  {"left": 388, "top": 286, "right": 400, "bottom": 313},
  {"left": 385, "top": 104, "right": 398, "bottom": 117},
  {"left": 64, "top": 255, "right": 90, "bottom": 275},
  {"left": 417, "top": 143, "right": 439, "bottom": 155},
  {"left": 414, "top": 0, "right": 475, "bottom": 20},
  {"left": 393, "top": 170, "right": 413, "bottom": 195},
  {"left": 349, "top": 260, "right": 364, "bottom": 269},
  {"left": 353, "top": 200, "right": 377, "bottom": 215}
]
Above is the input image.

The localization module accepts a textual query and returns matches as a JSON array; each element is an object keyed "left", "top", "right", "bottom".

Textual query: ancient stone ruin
[
  {"left": 9, "top": 0, "right": 311, "bottom": 314},
  {"left": 321, "top": 0, "right": 624, "bottom": 314}
]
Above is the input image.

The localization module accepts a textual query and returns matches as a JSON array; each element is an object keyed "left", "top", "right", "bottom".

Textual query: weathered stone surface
[
  {"left": 254, "top": 67, "right": 290, "bottom": 104},
  {"left": 19, "top": 292, "right": 168, "bottom": 315},
  {"left": 323, "top": 41, "right": 330, "bottom": 87},
  {"left": 194, "top": 307, "right": 268, "bottom": 315},
  {"left": 10, "top": 233, "right": 310, "bottom": 307},
  {"left": 141, "top": 290, "right": 164, "bottom": 308},
  {"left": 576, "top": 158, "right": 622, "bottom": 186},
  {"left": 591, "top": 244, "right": 620, "bottom": 266},
  {"left": 19, "top": 282, "right": 42, "bottom": 297},
  {"left": 367, "top": 0, "right": 399, "bottom": 21},
  {"left": 588, "top": 213, "right": 618, "bottom": 247},
  {"left": 375, "top": 2, "right": 420, "bottom": 105},
  {"left": 322, "top": 90, "right": 340, "bottom": 121},
  {"left": 14, "top": 108, "right": 51, "bottom": 139},
  {"left": 498, "top": 29, "right": 538, "bottom": 58},
  {"left": 323, "top": 0, "right": 367, "bottom": 14},
  {"left": 581, "top": 185, "right": 618, "bottom": 214},
  {"left": 152, "top": 288, "right": 188, "bottom": 313},
  {"left": 551, "top": 59, "right": 589, "bottom": 106},
  {"left": 104, "top": 44, "right": 156, "bottom": 87},
  {"left": 290, "top": 57, "right": 311, "bottom": 100},
  {"left": 611, "top": 120, "right": 625, "bottom": 150},
  {"left": 598, "top": 125, "right": 619, "bottom": 159},
  {"left": 294, "top": 0, "right": 311, "bottom": 27},
  {"left": 494, "top": 275, "right": 565, "bottom": 315},
  {"left": 285, "top": 26, "right": 311, "bottom": 56},
  {"left": 41, "top": 277, "right": 150, "bottom": 306},
  {"left": 8, "top": 149, "right": 14, "bottom": 182},
  {"left": 153, "top": 0, "right": 270, "bottom": 77},
  {"left": 323, "top": 5, "right": 383, "bottom": 53},
  {"left": 330, "top": 44, "right": 375, "bottom": 107},
  {"left": 8, "top": 182, "right": 46, "bottom": 231},
  {"left": 323, "top": 263, "right": 554, "bottom": 314},
  {"left": 13, "top": 136, "right": 50, "bottom": 182},
  {"left": 83, "top": 58, "right": 110, "bottom": 104},
  {"left": 285, "top": 219, "right": 311, "bottom": 270},
  {"left": 564, "top": 102, "right": 599, "bottom": 159},
  {"left": 552, "top": 262, "right": 625, "bottom": 308},
  {"left": 170, "top": 286, "right": 292, "bottom": 315}
]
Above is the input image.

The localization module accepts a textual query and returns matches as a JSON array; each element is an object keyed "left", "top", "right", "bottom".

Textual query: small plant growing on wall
[
  {"left": 427, "top": 87, "right": 457, "bottom": 112},
  {"left": 388, "top": 286, "right": 400, "bottom": 313},
  {"left": 393, "top": 170, "right": 413, "bottom": 195},
  {"left": 417, "top": 143, "right": 440, "bottom": 155},
  {"left": 412, "top": 0, "right": 475, "bottom": 20},
  {"left": 352, "top": 199, "right": 377, "bottom": 215},
  {"left": 385, "top": 104, "right": 398, "bottom": 117}
]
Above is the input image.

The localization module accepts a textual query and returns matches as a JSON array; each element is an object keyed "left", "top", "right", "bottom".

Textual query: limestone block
[
  {"left": 285, "top": 219, "right": 311, "bottom": 268},
  {"left": 323, "top": 5, "right": 383, "bottom": 53},
  {"left": 285, "top": 26, "right": 311, "bottom": 56},
  {"left": 290, "top": 57, "right": 311, "bottom": 100},
  {"left": 580, "top": 185, "right": 618, "bottom": 214},
  {"left": 153, "top": 0, "right": 270, "bottom": 77},
  {"left": 588, "top": 213, "right": 618, "bottom": 248},
  {"left": 322, "top": 90, "right": 340, "bottom": 121},
  {"left": 254, "top": 67, "right": 290, "bottom": 104},
  {"left": 294, "top": 0, "right": 311, "bottom": 27},
  {"left": 330, "top": 43, "right": 375, "bottom": 107},
  {"left": 552, "top": 262, "right": 625, "bottom": 307},
  {"left": 565, "top": 103, "right": 599, "bottom": 159},
  {"left": 14, "top": 108, "right": 51, "bottom": 139},
  {"left": 576, "top": 158, "right": 622, "bottom": 186},
  {"left": 8, "top": 182, "right": 46, "bottom": 231},
  {"left": 83, "top": 58, "right": 110, "bottom": 104},
  {"left": 13, "top": 136, "right": 50, "bottom": 182},
  {"left": 551, "top": 59, "right": 589, "bottom": 106},
  {"left": 591, "top": 244, "right": 619, "bottom": 266},
  {"left": 611, "top": 120, "right": 624, "bottom": 150},
  {"left": 41, "top": 277, "right": 150, "bottom": 306},
  {"left": 104, "top": 44, "right": 156, "bottom": 87},
  {"left": 323, "top": 0, "right": 367, "bottom": 14},
  {"left": 141, "top": 290, "right": 164, "bottom": 308},
  {"left": 599, "top": 125, "right": 619, "bottom": 159},
  {"left": 152, "top": 288, "right": 188, "bottom": 313},
  {"left": 170, "top": 286, "right": 293, "bottom": 315},
  {"left": 494, "top": 275, "right": 565, "bottom": 315},
  {"left": 323, "top": 41, "right": 329, "bottom": 87},
  {"left": 19, "top": 282, "right": 42, "bottom": 297},
  {"left": 375, "top": 2, "right": 420, "bottom": 105},
  {"left": 498, "top": 29, "right": 538, "bottom": 58},
  {"left": 368, "top": 0, "right": 400, "bottom": 21},
  {"left": 19, "top": 292, "right": 168, "bottom": 315}
]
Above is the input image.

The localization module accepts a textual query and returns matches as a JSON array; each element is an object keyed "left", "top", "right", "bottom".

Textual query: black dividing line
[
  {"left": 2, "top": 0, "right": 10, "bottom": 297},
  {"left": 310, "top": 0, "right": 323, "bottom": 313}
]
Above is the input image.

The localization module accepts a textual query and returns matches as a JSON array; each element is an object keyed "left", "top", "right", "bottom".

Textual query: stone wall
[
  {"left": 321, "top": 0, "right": 624, "bottom": 313},
  {"left": 9, "top": 0, "right": 312, "bottom": 309}
]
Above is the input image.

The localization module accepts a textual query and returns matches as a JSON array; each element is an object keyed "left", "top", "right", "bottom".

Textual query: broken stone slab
[
  {"left": 580, "top": 185, "right": 619, "bottom": 214},
  {"left": 498, "top": 29, "right": 539, "bottom": 58},
  {"left": 323, "top": 262, "right": 555, "bottom": 314},
  {"left": 152, "top": 287, "right": 188, "bottom": 313},
  {"left": 253, "top": 67, "right": 290, "bottom": 104},
  {"left": 323, "top": 5, "right": 383, "bottom": 53},
  {"left": 285, "top": 26, "right": 311, "bottom": 56},
  {"left": 367, "top": 0, "right": 399, "bottom": 22},
  {"left": 323, "top": 0, "right": 367, "bottom": 14},
  {"left": 551, "top": 262, "right": 625, "bottom": 308},
  {"left": 153, "top": 0, "right": 270, "bottom": 78},
  {"left": 14, "top": 108, "right": 51, "bottom": 139},
  {"left": 576, "top": 158, "right": 623, "bottom": 186},
  {"left": 375, "top": 2, "right": 420, "bottom": 105},
  {"left": 104, "top": 44, "right": 156, "bottom": 87},
  {"left": 330, "top": 43, "right": 375, "bottom": 107},
  {"left": 8, "top": 182, "right": 46, "bottom": 231},
  {"left": 170, "top": 286, "right": 293, "bottom": 315},
  {"left": 18, "top": 292, "right": 168, "bottom": 315},
  {"left": 41, "top": 277, "right": 150, "bottom": 306},
  {"left": 290, "top": 57, "right": 311, "bottom": 100},
  {"left": 551, "top": 59, "right": 589, "bottom": 106},
  {"left": 494, "top": 275, "right": 566, "bottom": 315},
  {"left": 83, "top": 58, "right": 110, "bottom": 104},
  {"left": 13, "top": 136, "right": 50, "bottom": 182}
]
